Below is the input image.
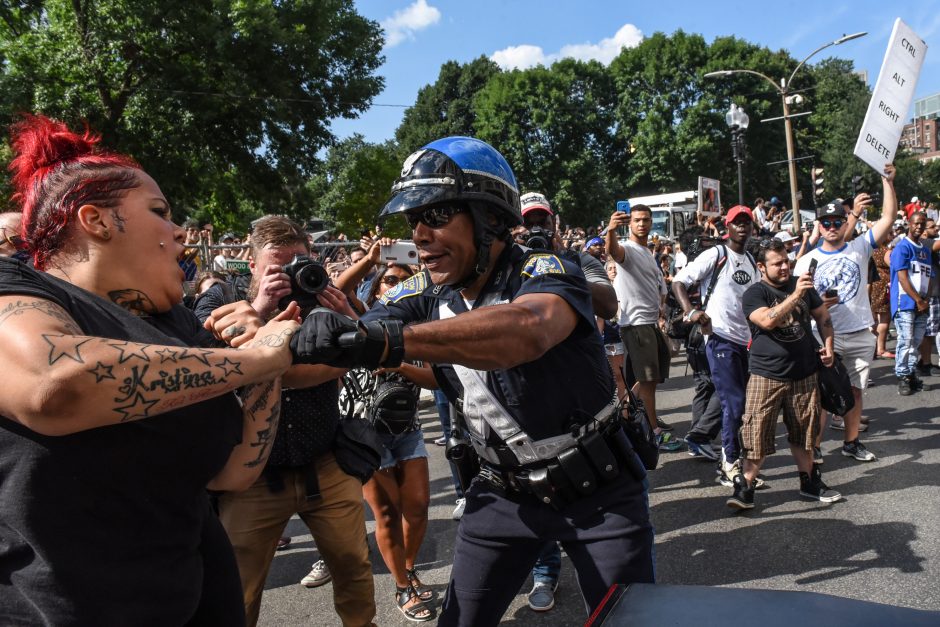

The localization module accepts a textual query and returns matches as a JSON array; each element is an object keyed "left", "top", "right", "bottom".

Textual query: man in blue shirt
[{"left": 890, "top": 211, "right": 940, "bottom": 394}]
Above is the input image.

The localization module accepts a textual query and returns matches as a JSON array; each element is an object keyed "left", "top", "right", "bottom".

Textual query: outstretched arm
[{"left": 0, "top": 296, "right": 295, "bottom": 437}]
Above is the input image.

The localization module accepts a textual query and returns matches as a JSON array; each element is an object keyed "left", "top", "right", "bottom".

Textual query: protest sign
[
  {"left": 854, "top": 18, "right": 927, "bottom": 172},
  {"left": 698, "top": 177, "right": 721, "bottom": 217}
]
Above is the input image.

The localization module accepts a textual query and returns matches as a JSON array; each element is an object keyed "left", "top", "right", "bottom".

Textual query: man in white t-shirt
[
  {"left": 606, "top": 204, "right": 680, "bottom": 451},
  {"left": 673, "top": 205, "right": 758, "bottom": 483},
  {"left": 794, "top": 164, "right": 897, "bottom": 464}
]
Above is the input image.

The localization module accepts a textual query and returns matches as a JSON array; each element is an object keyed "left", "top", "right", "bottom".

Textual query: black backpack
[{"left": 369, "top": 376, "right": 419, "bottom": 435}]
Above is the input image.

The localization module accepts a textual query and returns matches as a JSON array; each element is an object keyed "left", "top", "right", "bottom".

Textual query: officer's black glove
[{"left": 289, "top": 307, "right": 405, "bottom": 369}]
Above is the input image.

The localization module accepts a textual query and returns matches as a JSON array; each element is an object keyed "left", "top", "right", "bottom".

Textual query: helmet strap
[{"left": 452, "top": 202, "right": 509, "bottom": 292}]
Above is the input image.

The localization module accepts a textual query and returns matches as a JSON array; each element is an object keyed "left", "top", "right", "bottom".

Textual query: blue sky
[{"left": 331, "top": 0, "right": 940, "bottom": 143}]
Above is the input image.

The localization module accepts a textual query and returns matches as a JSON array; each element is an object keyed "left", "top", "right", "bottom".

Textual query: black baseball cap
[{"left": 816, "top": 199, "right": 848, "bottom": 219}]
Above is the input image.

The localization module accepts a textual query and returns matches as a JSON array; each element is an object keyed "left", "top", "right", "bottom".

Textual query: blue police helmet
[{"left": 380, "top": 137, "right": 522, "bottom": 226}]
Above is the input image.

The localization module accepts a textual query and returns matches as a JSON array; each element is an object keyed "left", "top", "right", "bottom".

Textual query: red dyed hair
[{"left": 8, "top": 114, "right": 141, "bottom": 269}]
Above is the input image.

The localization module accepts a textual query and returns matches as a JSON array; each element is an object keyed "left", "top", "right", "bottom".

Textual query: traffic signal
[{"left": 811, "top": 167, "right": 825, "bottom": 200}]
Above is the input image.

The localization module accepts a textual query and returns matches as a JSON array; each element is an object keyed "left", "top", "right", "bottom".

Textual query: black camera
[
  {"left": 525, "top": 227, "right": 553, "bottom": 250},
  {"left": 278, "top": 254, "right": 329, "bottom": 311}
]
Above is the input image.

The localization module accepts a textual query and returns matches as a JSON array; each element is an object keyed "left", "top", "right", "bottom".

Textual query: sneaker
[
  {"left": 912, "top": 374, "right": 924, "bottom": 392},
  {"left": 434, "top": 436, "right": 447, "bottom": 446},
  {"left": 685, "top": 438, "right": 719, "bottom": 461},
  {"left": 656, "top": 417, "right": 674, "bottom": 431},
  {"left": 716, "top": 460, "right": 741, "bottom": 487},
  {"left": 300, "top": 560, "right": 332, "bottom": 588},
  {"left": 452, "top": 498, "right": 466, "bottom": 521},
  {"left": 799, "top": 467, "right": 842, "bottom": 503},
  {"left": 830, "top": 417, "right": 867, "bottom": 432},
  {"left": 898, "top": 376, "right": 913, "bottom": 396},
  {"left": 842, "top": 439, "right": 876, "bottom": 462},
  {"left": 726, "top": 474, "right": 755, "bottom": 510},
  {"left": 813, "top": 447, "right": 824, "bottom": 465},
  {"left": 527, "top": 581, "right": 558, "bottom": 612},
  {"left": 656, "top": 431, "right": 683, "bottom": 451},
  {"left": 916, "top": 361, "right": 933, "bottom": 377}
]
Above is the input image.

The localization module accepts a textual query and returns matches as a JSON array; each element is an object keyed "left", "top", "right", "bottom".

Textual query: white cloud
[
  {"left": 381, "top": 0, "right": 442, "bottom": 48},
  {"left": 491, "top": 23, "right": 644, "bottom": 70},
  {"left": 490, "top": 45, "right": 548, "bottom": 70}
]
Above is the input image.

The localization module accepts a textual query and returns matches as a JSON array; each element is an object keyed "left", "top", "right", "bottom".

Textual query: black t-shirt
[
  {"left": 742, "top": 277, "right": 823, "bottom": 381},
  {"left": 0, "top": 258, "right": 244, "bottom": 625}
]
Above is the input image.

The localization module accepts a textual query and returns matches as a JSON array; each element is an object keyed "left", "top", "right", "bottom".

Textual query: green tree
[
  {"left": 473, "top": 58, "right": 621, "bottom": 227},
  {"left": 0, "top": 0, "right": 384, "bottom": 222},
  {"left": 308, "top": 135, "right": 402, "bottom": 235},
  {"left": 394, "top": 56, "right": 500, "bottom": 156}
]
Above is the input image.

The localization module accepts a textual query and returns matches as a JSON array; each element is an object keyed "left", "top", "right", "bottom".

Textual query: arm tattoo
[
  {"left": 43, "top": 334, "right": 92, "bottom": 365},
  {"left": 768, "top": 308, "right": 779, "bottom": 319},
  {"left": 108, "top": 289, "right": 159, "bottom": 317},
  {"left": 241, "top": 383, "right": 282, "bottom": 468},
  {"left": 0, "top": 300, "right": 83, "bottom": 334},
  {"left": 251, "top": 329, "right": 292, "bottom": 348}
]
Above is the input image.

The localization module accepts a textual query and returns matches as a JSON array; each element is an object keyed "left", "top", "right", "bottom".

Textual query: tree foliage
[{"left": 0, "top": 0, "right": 384, "bottom": 227}]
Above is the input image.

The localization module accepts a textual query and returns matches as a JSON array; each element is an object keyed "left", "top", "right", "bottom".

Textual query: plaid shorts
[
  {"left": 740, "top": 373, "right": 820, "bottom": 460},
  {"left": 926, "top": 296, "right": 940, "bottom": 336}
]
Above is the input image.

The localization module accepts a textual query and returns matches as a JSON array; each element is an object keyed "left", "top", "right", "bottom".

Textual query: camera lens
[{"left": 294, "top": 263, "right": 329, "bottom": 294}]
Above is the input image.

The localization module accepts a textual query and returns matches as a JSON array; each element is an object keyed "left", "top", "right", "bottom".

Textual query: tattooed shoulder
[{"left": 0, "top": 299, "right": 83, "bottom": 334}]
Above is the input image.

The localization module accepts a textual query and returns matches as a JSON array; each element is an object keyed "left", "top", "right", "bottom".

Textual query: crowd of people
[{"left": 0, "top": 114, "right": 937, "bottom": 627}]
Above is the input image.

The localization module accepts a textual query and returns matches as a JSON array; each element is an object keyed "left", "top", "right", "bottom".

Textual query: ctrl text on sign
[{"left": 865, "top": 133, "right": 892, "bottom": 160}]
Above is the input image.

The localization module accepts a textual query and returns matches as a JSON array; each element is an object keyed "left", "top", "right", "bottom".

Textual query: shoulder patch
[
  {"left": 379, "top": 273, "right": 428, "bottom": 304},
  {"left": 521, "top": 253, "right": 566, "bottom": 278}
]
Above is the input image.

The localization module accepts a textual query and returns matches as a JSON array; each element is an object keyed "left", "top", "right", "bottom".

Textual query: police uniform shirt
[{"left": 361, "top": 243, "right": 614, "bottom": 442}]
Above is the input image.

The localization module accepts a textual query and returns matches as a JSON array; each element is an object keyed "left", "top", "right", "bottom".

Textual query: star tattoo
[
  {"left": 114, "top": 392, "right": 160, "bottom": 422},
  {"left": 107, "top": 341, "right": 151, "bottom": 364},
  {"left": 88, "top": 361, "right": 115, "bottom": 383},
  {"left": 43, "top": 334, "right": 91, "bottom": 365},
  {"left": 155, "top": 347, "right": 179, "bottom": 363},
  {"left": 215, "top": 357, "right": 243, "bottom": 377},
  {"left": 179, "top": 348, "right": 213, "bottom": 366}
]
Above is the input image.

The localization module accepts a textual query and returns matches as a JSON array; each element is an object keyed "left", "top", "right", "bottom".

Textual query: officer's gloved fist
[{"left": 289, "top": 307, "right": 405, "bottom": 369}]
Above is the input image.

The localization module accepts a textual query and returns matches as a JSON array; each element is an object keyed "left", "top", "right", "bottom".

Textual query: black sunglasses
[
  {"left": 0, "top": 230, "right": 25, "bottom": 250},
  {"left": 405, "top": 205, "right": 466, "bottom": 230},
  {"left": 380, "top": 275, "right": 403, "bottom": 286},
  {"left": 820, "top": 219, "right": 845, "bottom": 230}
]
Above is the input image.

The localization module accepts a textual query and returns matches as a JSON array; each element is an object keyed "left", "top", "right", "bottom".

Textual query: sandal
[
  {"left": 396, "top": 585, "right": 433, "bottom": 622},
  {"left": 406, "top": 567, "right": 434, "bottom": 601}
]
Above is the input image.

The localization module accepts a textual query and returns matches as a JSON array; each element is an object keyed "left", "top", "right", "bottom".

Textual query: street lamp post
[
  {"left": 705, "top": 31, "right": 866, "bottom": 231},
  {"left": 725, "top": 104, "right": 750, "bottom": 206}
]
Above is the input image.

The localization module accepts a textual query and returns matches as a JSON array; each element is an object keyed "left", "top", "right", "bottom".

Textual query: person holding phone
[{"left": 793, "top": 164, "right": 897, "bottom": 464}]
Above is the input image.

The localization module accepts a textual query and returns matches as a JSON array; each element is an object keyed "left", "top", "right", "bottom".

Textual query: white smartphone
[{"left": 379, "top": 241, "right": 419, "bottom": 264}]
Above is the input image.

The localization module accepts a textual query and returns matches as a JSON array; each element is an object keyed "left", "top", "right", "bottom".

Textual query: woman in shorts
[
  {"left": 361, "top": 262, "right": 436, "bottom": 622},
  {"left": 602, "top": 259, "right": 627, "bottom": 400}
]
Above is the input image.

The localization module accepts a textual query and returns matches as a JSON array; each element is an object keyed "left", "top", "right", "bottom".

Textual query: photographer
[
  {"left": 199, "top": 216, "right": 376, "bottom": 627},
  {"left": 289, "top": 137, "right": 653, "bottom": 625}
]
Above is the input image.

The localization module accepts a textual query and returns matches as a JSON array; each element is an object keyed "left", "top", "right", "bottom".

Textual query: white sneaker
[
  {"left": 452, "top": 498, "right": 466, "bottom": 521},
  {"left": 300, "top": 560, "right": 332, "bottom": 588}
]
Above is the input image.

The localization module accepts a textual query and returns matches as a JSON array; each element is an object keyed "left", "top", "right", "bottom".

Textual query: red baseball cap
[
  {"left": 520, "top": 192, "right": 553, "bottom": 216},
  {"left": 725, "top": 205, "right": 754, "bottom": 224}
]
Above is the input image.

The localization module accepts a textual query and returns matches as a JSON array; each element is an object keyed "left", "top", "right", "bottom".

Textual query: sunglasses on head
[
  {"left": 381, "top": 275, "right": 404, "bottom": 286},
  {"left": 405, "top": 205, "right": 466, "bottom": 230},
  {"left": 820, "top": 219, "right": 845, "bottom": 230}
]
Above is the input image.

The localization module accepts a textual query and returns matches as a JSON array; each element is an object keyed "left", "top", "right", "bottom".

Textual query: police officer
[{"left": 290, "top": 137, "right": 654, "bottom": 625}]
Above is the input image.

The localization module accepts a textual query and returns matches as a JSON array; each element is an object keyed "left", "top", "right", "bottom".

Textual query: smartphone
[
  {"left": 825, "top": 288, "right": 838, "bottom": 298},
  {"left": 616, "top": 200, "right": 631, "bottom": 213},
  {"left": 379, "top": 241, "right": 419, "bottom": 263},
  {"left": 808, "top": 258, "right": 818, "bottom": 275}
]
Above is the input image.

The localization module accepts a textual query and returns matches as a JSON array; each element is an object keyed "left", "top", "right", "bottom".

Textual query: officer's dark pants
[{"left": 438, "top": 473, "right": 654, "bottom": 626}]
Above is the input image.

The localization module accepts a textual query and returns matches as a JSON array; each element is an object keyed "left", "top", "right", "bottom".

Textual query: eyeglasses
[
  {"left": 820, "top": 219, "right": 845, "bottom": 230},
  {"left": 381, "top": 275, "right": 403, "bottom": 286},
  {"left": 405, "top": 205, "right": 466, "bottom": 230}
]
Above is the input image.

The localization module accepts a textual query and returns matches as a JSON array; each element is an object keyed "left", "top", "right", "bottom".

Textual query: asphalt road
[{"left": 257, "top": 349, "right": 940, "bottom": 626}]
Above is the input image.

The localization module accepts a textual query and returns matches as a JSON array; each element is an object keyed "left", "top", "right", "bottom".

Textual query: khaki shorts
[
  {"left": 741, "top": 373, "right": 820, "bottom": 460},
  {"left": 833, "top": 330, "right": 876, "bottom": 389},
  {"left": 620, "top": 324, "right": 671, "bottom": 383}
]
